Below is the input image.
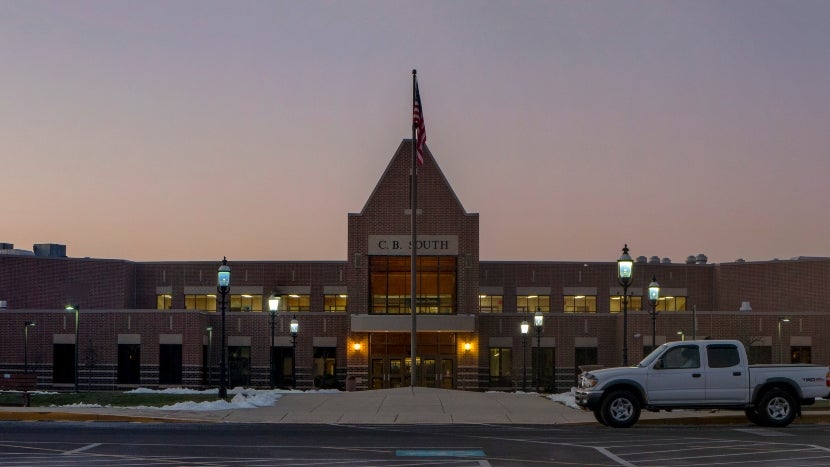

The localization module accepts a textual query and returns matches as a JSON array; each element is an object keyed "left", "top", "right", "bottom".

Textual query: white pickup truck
[{"left": 575, "top": 340, "right": 830, "bottom": 428}]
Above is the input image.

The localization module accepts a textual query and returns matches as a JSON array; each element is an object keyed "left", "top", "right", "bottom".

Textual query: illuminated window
[
  {"left": 370, "top": 256, "right": 456, "bottom": 314},
  {"left": 324, "top": 294, "right": 347, "bottom": 312},
  {"left": 185, "top": 294, "right": 217, "bottom": 312},
  {"left": 489, "top": 347, "right": 513, "bottom": 386},
  {"left": 564, "top": 295, "right": 597, "bottom": 313},
  {"left": 517, "top": 295, "right": 550, "bottom": 312},
  {"left": 479, "top": 295, "right": 503, "bottom": 313},
  {"left": 282, "top": 294, "right": 311, "bottom": 312},
  {"left": 609, "top": 296, "right": 642, "bottom": 313},
  {"left": 230, "top": 294, "right": 262, "bottom": 312},
  {"left": 156, "top": 294, "right": 172, "bottom": 310},
  {"left": 656, "top": 296, "right": 686, "bottom": 312}
]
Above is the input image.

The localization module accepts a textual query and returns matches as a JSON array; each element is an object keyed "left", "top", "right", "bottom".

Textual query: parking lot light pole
[
  {"left": 268, "top": 293, "right": 281, "bottom": 388},
  {"left": 64, "top": 305, "right": 80, "bottom": 392},
  {"left": 534, "top": 309, "right": 543, "bottom": 392},
  {"left": 617, "top": 244, "right": 633, "bottom": 366},
  {"left": 217, "top": 258, "right": 230, "bottom": 399},
  {"left": 290, "top": 316, "right": 299, "bottom": 389},
  {"left": 777, "top": 317, "right": 790, "bottom": 363},
  {"left": 648, "top": 276, "right": 660, "bottom": 350},
  {"left": 520, "top": 320, "right": 529, "bottom": 391},
  {"left": 24, "top": 321, "right": 36, "bottom": 374}
]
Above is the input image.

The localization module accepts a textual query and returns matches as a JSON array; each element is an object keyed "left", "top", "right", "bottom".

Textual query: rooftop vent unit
[
  {"left": 739, "top": 301, "right": 752, "bottom": 312},
  {"left": 649, "top": 256, "right": 660, "bottom": 264},
  {"left": 661, "top": 257, "right": 671, "bottom": 264},
  {"left": 695, "top": 254, "right": 708, "bottom": 264},
  {"left": 0, "top": 243, "right": 13, "bottom": 250},
  {"left": 0, "top": 301, "right": 7, "bottom": 309},
  {"left": 686, "top": 256, "right": 696, "bottom": 264},
  {"left": 34, "top": 243, "right": 66, "bottom": 258},
  {"left": 636, "top": 256, "right": 647, "bottom": 264}
]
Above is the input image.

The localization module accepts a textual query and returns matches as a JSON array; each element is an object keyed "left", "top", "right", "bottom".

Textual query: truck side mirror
[{"left": 654, "top": 359, "right": 664, "bottom": 370}]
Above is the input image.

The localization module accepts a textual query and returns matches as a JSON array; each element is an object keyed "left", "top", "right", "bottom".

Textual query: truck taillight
[{"left": 826, "top": 371, "right": 830, "bottom": 387}]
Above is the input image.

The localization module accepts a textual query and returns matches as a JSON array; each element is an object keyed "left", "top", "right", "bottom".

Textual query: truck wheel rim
[
  {"left": 610, "top": 399, "right": 633, "bottom": 420},
  {"left": 767, "top": 397, "right": 790, "bottom": 420}
]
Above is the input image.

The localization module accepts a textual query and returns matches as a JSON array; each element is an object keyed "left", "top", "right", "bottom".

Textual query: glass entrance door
[{"left": 369, "top": 333, "right": 456, "bottom": 389}]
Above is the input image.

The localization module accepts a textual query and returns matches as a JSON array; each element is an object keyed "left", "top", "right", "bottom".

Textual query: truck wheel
[
  {"left": 758, "top": 388, "right": 797, "bottom": 427},
  {"left": 601, "top": 390, "right": 640, "bottom": 428},
  {"left": 744, "top": 408, "right": 762, "bottom": 425},
  {"left": 592, "top": 409, "right": 608, "bottom": 426}
]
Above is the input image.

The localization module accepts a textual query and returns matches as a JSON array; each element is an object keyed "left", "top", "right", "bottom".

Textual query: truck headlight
[{"left": 580, "top": 374, "right": 598, "bottom": 389}]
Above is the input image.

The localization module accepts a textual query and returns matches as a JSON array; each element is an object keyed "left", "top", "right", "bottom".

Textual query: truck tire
[
  {"left": 592, "top": 408, "right": 608, "bottom": 426},
  {"left": 600, "top": 390, "right": 640, "bottom": 428},
  {"left": 757, "top": 388, "right": 797, "bottom": 427},
  {"left": 744, "top": 407, "right": 762, "bottom": 425}
]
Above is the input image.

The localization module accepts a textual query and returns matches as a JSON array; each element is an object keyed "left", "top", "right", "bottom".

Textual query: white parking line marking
[
  {"left": 733, "top": 428, "right": 794, "bottom": 437},
  {"left": 62, "top": 442, "right": 101, "bottom": 455}
]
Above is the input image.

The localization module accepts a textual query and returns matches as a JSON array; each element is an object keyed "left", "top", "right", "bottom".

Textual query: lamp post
[
  {"left": 206, "top": 326, "right": 213, "bottom": 387},
  {"left": 64, "top": 305, "right": 80, "bottom": 392},
  {"left": 647, "top": 276, "right": 660, "bottom": 351},
  {"left": 290, "top": 316, "right": 299, "bottom": 389},
  {"left": 268, "top": 293, "right": 281, "bottom": 388},
  {"left": 777, "top": 317, "right": 790, "bottom": 363},
  {"left": 534, "top": 308, "right": 543, "bottom": 392},
  {"left": 617, "top": 244, "right": 634, "bottom": 366},
  {"left": 217, "top": 257, "right": 230, "bottom": 399},
  {"left": 520, "top": 320, "right": 529, "bottom": 391},
  {"left": 677, "top": 330, "right": 685, "bottom": 341},
  {"left": 24, "top": 321, "right": 36, "bottom": 374}
]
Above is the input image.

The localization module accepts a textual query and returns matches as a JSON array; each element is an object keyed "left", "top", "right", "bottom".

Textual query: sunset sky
[{"left": 3, "top": 1, "right": 829, "bottom": 264}]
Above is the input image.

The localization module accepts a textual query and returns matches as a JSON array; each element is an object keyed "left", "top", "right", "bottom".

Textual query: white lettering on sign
[{"left": 368, "top": 235, "right": 458, "bottom": 255}]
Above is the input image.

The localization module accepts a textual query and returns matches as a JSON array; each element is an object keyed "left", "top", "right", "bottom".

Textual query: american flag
[{"left": 413, "top": 79, "right": 426, "bottom": 165}]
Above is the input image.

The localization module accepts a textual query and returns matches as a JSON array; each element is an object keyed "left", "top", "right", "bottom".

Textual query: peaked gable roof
[{"left": 356, "top": 139, "right": 474, "bottom": 218}]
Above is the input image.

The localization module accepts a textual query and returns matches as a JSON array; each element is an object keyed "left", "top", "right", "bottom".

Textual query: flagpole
[{"left": 410, "top": 69, "right": 418, "bottom": 389}]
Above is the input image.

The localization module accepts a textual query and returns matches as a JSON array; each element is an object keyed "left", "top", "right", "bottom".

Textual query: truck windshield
[{"left": 637, "top": 344, "right": 669, "bottom": 367}]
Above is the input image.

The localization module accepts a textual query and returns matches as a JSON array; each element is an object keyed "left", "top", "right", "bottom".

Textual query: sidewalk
[{"left": 1, "top": 387, "right": 828, "bottom": 425}]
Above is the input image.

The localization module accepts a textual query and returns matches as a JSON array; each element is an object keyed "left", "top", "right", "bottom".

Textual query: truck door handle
[
  {"left": 733, "top": 372, "right": 742, "bottom": 376},
  {"left": 692, "top": 373, "right": 701, "bottom": 378}
]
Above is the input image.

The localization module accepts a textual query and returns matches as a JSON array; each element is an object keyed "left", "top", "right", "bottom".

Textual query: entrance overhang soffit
[{"left": 350, "top": 314, "right": 475, "bottom": 332}]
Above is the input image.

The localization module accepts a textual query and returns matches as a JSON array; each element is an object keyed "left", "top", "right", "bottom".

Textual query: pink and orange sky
[{"left": 3, "top": 1, "right": 829, "bottom": 263}]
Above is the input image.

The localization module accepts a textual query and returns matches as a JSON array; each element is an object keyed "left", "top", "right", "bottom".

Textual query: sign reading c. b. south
[{"left": 368, "top": 235, "right": 458, "bottom": 256}]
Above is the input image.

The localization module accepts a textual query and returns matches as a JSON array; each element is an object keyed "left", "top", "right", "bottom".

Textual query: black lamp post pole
[
  {"left": 217, "top": 257, "right": 230, "bottom": 399},
  {"left": 618, "top": 245, "right": 633, "bottom": 366},
  {"left": 65, "top": 306, "right": 80, "bottom": 392},
  {"left": 290, "top": 316, "right": 298, "bottom": 389},
  {"left": 269, "top": 310, "right": 276, "bottom": 388},
  {"left": 24, "top": 321, "right": 35, "bottom": 374},
  {"left": 521, "top": 327, "right": 528, "bottom": 391}
]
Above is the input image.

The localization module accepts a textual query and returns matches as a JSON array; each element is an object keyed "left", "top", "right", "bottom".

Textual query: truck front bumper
[{"left": 574, "top": 389, "right": 603, "bottom": 411}]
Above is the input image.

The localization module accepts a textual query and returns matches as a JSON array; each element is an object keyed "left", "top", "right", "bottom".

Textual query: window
[
  {"left": 517, "top": 295, "right": 550, "bottom": 312},
  {"left": 370, "top": 256, "right": 456, "bottom": 314},
  {"left": 274, "top": 347, "right": 294, "bottom": 388},
  {"left": 282, "top": 294, "right": 311, "bottom": 312},
  {"left": 228, "top": 346, "right": 251, "bottom": 387},
  {"left": 532, "top": 347, "right": 556, "bottom": 392},
  {"left": 489, "top": 347, "right": 513, "bottom": 387},
  {"left": 313, "top": 347, "right": 338, "bottom": 388},
  {"left": 479, "top": 295, "right": 503, "bottom": 313},
  {"left": 156, "top": 294, "right": 172, "bottom": 310},
  {"left": 791, "top": 346, "right": 811, "bottom": 363},
  {"left": 118, "top": 344, "right": 141, "bottom": 385},
  {"left": 609, "top": 296, "right": 642, "bottom": 312},
  {"left": 706, "top": 344, "right": 740, "bottom": 368},
  {"left": 230, "top": 294, "right": 262, "bottom": 312},
  {"left": 659, "top": 345, "right": 700, "bottom": 369},
  {"left": 185, "top": 294, "right": 217, "bottom": 311},
  {"left": 159, "top": 344, "right": 182, "bottom": 385},
  {"left": 564, "top": 295, "right": 597, "bottom": 313},
  {"left": 324, "top": 294, "right": 347, "bottom": 312},
  {"left": 53, "top": 344, "right": 75, "bottom": 384},
  {"left": 656, "top": 296, "right": 686, "bottom": 312}
]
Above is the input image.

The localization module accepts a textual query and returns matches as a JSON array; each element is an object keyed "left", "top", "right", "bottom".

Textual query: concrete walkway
[{"left": 2, "top": 387, "right": 827, "bottom": 425}]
